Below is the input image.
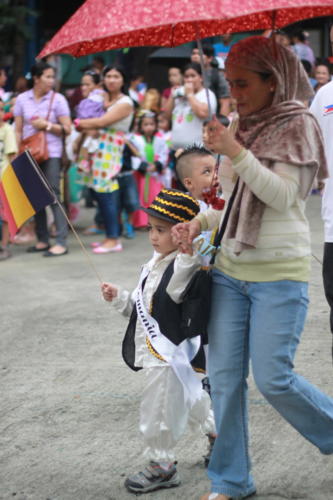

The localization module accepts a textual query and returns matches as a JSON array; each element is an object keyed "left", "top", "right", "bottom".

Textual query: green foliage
[{"left": 0, "top": 1, "right": 39, "bottom": 58}]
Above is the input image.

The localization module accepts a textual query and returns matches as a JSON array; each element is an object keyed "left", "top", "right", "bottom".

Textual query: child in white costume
[{"left": 102, "top": 188, "right": 215, "bottom": 494}]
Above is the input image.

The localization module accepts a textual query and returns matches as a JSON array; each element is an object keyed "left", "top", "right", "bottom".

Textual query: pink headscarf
[
  {"left": 226, "top": 35, "right": 314, "bottom": 105},
  {"left": 223, "top": 36, "right": 328, "bottom": 254}
]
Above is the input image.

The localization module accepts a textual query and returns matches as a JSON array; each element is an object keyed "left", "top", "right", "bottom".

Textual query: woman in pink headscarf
[{"left": 172, "top": 36, "right": 333, "bottom": 500}]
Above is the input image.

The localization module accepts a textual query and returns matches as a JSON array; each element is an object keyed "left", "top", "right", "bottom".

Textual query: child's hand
[
  {"left": 147, "top": 163, "right": 156, "bottom": 172},
  {"left": 91, "top": 129, "right": 100, "bottom": 139},
  {"left": 180, "top": 242, "right": 193, "bottom": 256},
  {"left": 103, "top": 92, "right": 111, "bottom": 109},
  {"left": 101, "top": 282, "right": 118, "bottom": 302}
]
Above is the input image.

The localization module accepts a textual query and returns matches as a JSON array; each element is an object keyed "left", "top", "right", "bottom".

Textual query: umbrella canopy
[
  {"left": 38, "top": 0, "right": 333, "bottom": 58},
  {"left": 148, "top": 45, "right": 193, "bottom": 67},
  {"left": 149, "top": 45, "right": 193, "bottom": 60}
]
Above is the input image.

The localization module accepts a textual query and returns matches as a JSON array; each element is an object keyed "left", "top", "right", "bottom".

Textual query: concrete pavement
[{"left": 0, "top": 194, "right": 332, "bottom": 500}]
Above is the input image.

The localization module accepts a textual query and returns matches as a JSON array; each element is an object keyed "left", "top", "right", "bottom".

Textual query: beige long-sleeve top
[{"left": 196, "top": 149, "right": 311, "bottom": 282}]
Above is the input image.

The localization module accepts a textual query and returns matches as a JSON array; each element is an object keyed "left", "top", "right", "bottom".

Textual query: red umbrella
[{"left": 39, "top": 0, "right": 333, "bottom": 58}]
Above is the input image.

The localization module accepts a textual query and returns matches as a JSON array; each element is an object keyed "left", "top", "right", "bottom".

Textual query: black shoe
[
  {"left": 27, "top": 245, "right": 50, "bottom": 253},
  {"left": 43, "top": 249, "right": 68, "bottom": 257}
]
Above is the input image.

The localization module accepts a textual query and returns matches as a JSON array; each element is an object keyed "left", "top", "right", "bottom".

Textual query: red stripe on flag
[{"left": 0, "top": 181, "right": 18, "bottom": 237}]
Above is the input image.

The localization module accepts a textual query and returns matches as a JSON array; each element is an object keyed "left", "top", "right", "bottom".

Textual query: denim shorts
[{"left": 118, "top": 172, "right": 140, "bottom": 214}]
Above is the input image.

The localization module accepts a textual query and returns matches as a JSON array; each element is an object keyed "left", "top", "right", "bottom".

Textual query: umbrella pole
[
  {"left": 196, "top": 37, "right": 213, "bottom": 120},
  {"left": 195, "top": 37, "right": 221, "bottom": 202},
  {"left": 26, "top": 151, "right": 103, "bottom": 284},
  {"left": 271, "top": 10, "right": 278, "bottom": 58}
]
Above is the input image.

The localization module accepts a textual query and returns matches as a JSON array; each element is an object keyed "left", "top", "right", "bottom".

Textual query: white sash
[{"left": 136, "top": 265, "right": 203, "bottom": 406}]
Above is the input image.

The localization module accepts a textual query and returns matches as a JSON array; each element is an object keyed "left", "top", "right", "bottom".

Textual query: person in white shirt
[
  {"left": 310, "top": 23, "right": 333, "bottom": 355},
  {"left": 165, "top": 62, "right": 217, "bottom": 152}
]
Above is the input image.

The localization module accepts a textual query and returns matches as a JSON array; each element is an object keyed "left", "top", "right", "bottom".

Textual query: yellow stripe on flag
[{"left": 2, "top": 164, "right": 35, "bottom": 227}]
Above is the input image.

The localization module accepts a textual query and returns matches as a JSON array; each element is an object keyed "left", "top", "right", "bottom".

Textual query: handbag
[
  {"left": 19, "top": 91, "right": 56, "bottom": 164},
  {"left": 181, "top": 178, "right": 240, "bottom": 339}
]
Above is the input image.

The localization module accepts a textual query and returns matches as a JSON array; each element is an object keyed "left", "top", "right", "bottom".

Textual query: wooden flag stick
[{"left": 26, "top": 151, "right": 103, "bottom": 284}]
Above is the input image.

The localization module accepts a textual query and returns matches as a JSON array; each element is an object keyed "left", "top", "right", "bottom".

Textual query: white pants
[{"left": 140, "top": 365, "right": 215, "bottom": 462}]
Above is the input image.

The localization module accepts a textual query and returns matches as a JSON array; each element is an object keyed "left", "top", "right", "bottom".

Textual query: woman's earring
[{"left": 270, "top": 87, "right": 275, "bottom": 92}]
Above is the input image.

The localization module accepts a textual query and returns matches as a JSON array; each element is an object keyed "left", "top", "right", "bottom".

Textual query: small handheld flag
[
  {"left": 0, "top": 151, "right": 55, "bottom": 238},
  {"left": 0, "top": 151, "right": 103, "bottom": 283}
]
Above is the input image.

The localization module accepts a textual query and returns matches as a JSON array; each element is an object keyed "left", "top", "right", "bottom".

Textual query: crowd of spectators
[{"left": 0, "top": 29, "right": 331, "bottom": 261}]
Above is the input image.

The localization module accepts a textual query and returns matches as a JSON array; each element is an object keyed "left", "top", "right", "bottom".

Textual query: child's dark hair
[
  {"left": 157, "top": 110, "right": 171, "bottom": 130},
  {"left": 130, "top": 72, "right": 143, "bottom": 83},
  {"left": 315, "top": 58, "right": 331, "bottom": 70},
  {"left": 293, "top": 30, "right": 307, "bottom": 43},
  {"left": 93, "top": 55, "right": 105, "bottom": 66},
  {"left": 83, "top": 70, "right": 101, "bottom": 85},
  {"left": 28, "top": 61, "right": 54, "bottom": 88},
  {"left": 175, "top": 144, "right": 214, "bottom": 185},
  {"left": 193, "top": 43, "right": 215, "bottom": 59},
  {"left": 137, "top": 110, "right": 157, "bottom": 135},
  {"left": 203, "top": 114, "right": 230, "bottom": 128},
  {"left": 202, "top": 44, "right": 215, "bottom": 58},
  {"left": 183, "top": 62, "right": 202, "bottom": 76},
  {"left": 301, "top": 59, "right": 312, "bottom": 77}
]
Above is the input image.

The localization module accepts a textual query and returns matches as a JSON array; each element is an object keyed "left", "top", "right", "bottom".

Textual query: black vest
[{"left": 122, "top": 261, "right": 206, "bottom": 372}]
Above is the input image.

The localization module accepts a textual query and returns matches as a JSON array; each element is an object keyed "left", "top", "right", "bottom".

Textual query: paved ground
[{"left": 1, "top": 194, "right": 333, "bottom": 500}]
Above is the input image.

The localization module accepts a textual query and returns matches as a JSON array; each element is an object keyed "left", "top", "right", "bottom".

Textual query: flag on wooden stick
[{"left": 0, "top": 151, "right": 55, "bottom": 238}]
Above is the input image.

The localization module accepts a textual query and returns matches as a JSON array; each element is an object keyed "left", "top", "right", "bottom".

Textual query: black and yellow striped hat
[{"left": 143, "top": 188, "right": 200, "bottom": 224}]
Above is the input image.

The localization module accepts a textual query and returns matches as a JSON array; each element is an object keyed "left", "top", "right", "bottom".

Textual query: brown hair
[{"left": 140, "top": 88, "right": 161, "bottom": 114}]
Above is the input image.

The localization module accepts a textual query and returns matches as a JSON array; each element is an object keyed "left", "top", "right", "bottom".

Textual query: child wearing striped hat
[{"left": 102, "top": 188, "right": 215, "bottom": 494}]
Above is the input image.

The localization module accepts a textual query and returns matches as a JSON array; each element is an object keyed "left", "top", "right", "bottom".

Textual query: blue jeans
[
  {"left": 91, "top": 189, "right": 120, "bottom": 238},
  {"left": 118, "top": 173, "right": 140, "bottom": 214},
  {"left": 208, "top": 269, "right": 333, "bottom": 497}
]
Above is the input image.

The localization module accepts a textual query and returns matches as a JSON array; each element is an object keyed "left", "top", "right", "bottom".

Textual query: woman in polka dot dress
[{"left": 76, "top": 65, "right": 134, "bottom": 253}]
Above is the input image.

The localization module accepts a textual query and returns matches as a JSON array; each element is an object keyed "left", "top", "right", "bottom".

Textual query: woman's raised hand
[
  {"left": 184, "top": 81, "right": 195, "bottom": 97},
  {"left": 171, "top": 219, "right": 201, "bottom": 253},
  {"left": 205, "top": 117, "right": 243, "bottom": 159}
]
